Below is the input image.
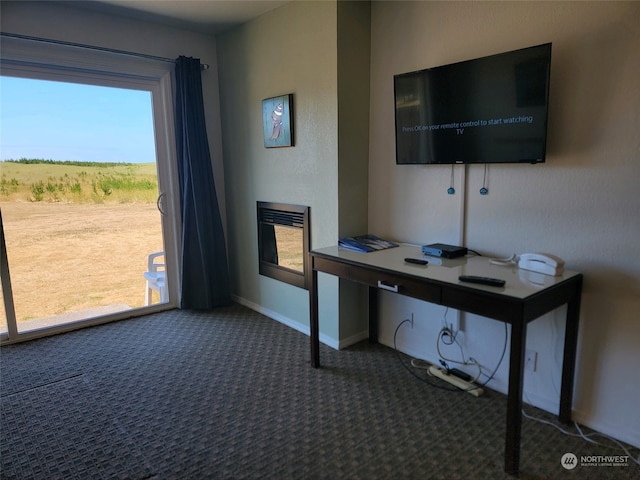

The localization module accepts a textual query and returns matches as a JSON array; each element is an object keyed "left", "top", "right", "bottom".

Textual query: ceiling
[{"left": 69, "top": 0, "right": 290, "bottom": 35}]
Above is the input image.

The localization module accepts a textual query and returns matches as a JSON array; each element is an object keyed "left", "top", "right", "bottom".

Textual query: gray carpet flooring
[{"left": 1, "top": 304, "right": 638, "bottom": 479}]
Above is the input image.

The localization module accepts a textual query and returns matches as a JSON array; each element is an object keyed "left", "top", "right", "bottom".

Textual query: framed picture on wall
[{"left": 262, "top": 94, "right": 294, "bottom": 148}]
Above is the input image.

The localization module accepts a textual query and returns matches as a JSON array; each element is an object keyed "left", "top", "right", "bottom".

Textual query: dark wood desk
[{"left": 308, "top": 245, "right": 582, "bottom": 475}]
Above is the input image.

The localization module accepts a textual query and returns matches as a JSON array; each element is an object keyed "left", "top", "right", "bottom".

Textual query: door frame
[{"left": 0, "top": 36, "right": 181, "bottom": 344}]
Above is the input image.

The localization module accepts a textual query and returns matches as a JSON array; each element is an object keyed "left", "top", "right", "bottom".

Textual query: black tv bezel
[{"left": 393, "top": 43, "right": 552, "bottom": 166}]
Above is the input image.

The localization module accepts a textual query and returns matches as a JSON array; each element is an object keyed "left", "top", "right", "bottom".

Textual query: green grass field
[{"left": 0, "top": 159, "right": 158, "bottom": 203}]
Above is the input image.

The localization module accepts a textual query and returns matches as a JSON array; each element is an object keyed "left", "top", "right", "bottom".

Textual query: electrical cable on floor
[
  {"left": 521, "top": 403, "right": 640, "bottom": 466},
  {"left": 393, "top": 319, "right": 460, "bottom": 392}
]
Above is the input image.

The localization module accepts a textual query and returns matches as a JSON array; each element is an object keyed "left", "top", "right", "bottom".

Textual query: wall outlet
[
  {"left": 442, "top": 309, "right": 460, "bottom": 333},
  {"left": 525, "top": 349, "right": 538, "bottom": 372}
]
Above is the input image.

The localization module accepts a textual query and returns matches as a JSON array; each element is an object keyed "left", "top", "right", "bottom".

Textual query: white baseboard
[{"left": 232, "top": 295, "right": 344, "bottom": 350}]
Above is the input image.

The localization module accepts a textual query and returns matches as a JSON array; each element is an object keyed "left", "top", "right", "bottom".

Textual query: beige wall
[
  {"left": 217, "top": 1, "right": 372, "bottom": 345},
  {"left": 369, "top": 1, "right": 640, "bottom": 447},
  {"left": 217, "top": 1, "right": 342, "bottom": 341}
]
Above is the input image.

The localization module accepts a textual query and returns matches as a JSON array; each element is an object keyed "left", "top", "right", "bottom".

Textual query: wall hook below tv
[
  {"left": 448, "top": 165, "right": 455, "bottom": 195},
  {"left": 480, "top": 164, "right": 489, "bottom": 195}
]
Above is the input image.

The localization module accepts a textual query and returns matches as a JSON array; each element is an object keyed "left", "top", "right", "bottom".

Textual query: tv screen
[{"left": 394, "top": 43, "right": 551, "bottom": 165}]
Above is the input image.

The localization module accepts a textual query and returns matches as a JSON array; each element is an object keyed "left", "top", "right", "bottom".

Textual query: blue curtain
[{"left": 174, "top": 56, "right": 231, "bottom": 309}]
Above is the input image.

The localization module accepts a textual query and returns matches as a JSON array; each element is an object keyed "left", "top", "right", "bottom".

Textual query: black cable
[
  {"left": 393, "top": 319, "right": 461, "bottom": 392},
  {"left": 439, "top": 328, "right": 457, "bottom": 346},
  {"left": 474, "top": 322, "right": 509, "bottom": 388},
  {"left": 438, "top": 329, "right": 468, "bottom": 370}
]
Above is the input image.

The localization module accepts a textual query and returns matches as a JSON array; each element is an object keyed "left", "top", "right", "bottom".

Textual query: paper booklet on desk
[{"left": 338, "top": 234, "right": 399, "bottom": 253}]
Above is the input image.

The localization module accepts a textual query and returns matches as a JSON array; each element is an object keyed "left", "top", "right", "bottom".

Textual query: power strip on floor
[{"left": 428, "top": 366, "right": 484, "bottom": 397}]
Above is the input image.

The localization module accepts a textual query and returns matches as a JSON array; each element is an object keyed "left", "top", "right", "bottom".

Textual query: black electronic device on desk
[{"left": 422, "top": 243, "right": 468, "bottom": 259}]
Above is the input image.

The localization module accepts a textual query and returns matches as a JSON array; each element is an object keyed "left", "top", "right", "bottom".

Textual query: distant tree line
[{"left": 3, "top": 158, "right": 134, "bottom": 168}]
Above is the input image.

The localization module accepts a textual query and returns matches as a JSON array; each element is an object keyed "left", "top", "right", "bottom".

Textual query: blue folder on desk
[{"left": 338, "top": 234, "right": 398, "bottom": 253}]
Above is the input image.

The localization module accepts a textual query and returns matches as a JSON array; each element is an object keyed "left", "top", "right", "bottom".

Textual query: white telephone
[{"left": 518, "top": 253, "right": 565, "bottom": 276}]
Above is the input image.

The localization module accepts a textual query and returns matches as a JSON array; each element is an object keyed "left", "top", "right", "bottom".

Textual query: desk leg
[
  {"left": 368, "top": 286, "right": 378, "bottom": 343},
  {"left": 310, "top": 268, "right": 320, "bottom": 368},
  {"left": 560, "top": 277, "right": 582, "bottom": 423},
  {"left": 505, "top": 319, "right": 526, "bottom": 475}
]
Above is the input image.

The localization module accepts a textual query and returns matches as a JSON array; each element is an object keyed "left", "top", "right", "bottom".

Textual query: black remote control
[
  {"left": 459, "top": 275, "right": 505, "bottom": 287},
  {"left": 404, "top": 257, "right": 428, "bottom": 265}
]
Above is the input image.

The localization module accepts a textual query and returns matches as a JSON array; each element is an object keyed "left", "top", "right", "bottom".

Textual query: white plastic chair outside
[{"left": 144, "top": 251, "right": 168, "bottom": 305}]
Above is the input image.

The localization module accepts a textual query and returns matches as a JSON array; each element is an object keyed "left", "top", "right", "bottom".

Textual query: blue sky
[{"left": 0, "top": 76, "right": 156, "bottom": 163}]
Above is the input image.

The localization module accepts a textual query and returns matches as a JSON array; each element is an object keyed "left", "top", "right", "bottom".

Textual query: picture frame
[{"left": 262, "top": 94, "right": 294, "bottom": 148}]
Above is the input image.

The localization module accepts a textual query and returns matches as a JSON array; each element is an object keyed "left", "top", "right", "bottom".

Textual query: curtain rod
[{"left": 0, "top": 32, "right": 210, "bottom": 70}]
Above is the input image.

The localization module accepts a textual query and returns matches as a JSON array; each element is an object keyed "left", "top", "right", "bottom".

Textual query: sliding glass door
[{"left": 0, "top": 41, "right": 181, "bottom": 343}]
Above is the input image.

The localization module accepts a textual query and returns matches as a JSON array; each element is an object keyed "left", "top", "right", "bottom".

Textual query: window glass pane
[{"left": 0, "top": 76, "right": 166, "bottom": 334}]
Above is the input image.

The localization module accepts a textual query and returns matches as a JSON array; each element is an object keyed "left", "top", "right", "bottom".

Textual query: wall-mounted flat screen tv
[{"left": 394, "top": 43, "right": 551, "bottom": 165}]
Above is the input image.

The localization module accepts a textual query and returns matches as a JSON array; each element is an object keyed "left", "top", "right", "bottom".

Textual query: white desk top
[{"left": 312, "top": 244, "right": 580, "bottom": 300}]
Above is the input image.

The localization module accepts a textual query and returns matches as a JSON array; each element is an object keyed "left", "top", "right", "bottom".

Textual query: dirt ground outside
[{"left": 1, "top": 201, "right": 164, "bottom": 326}]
